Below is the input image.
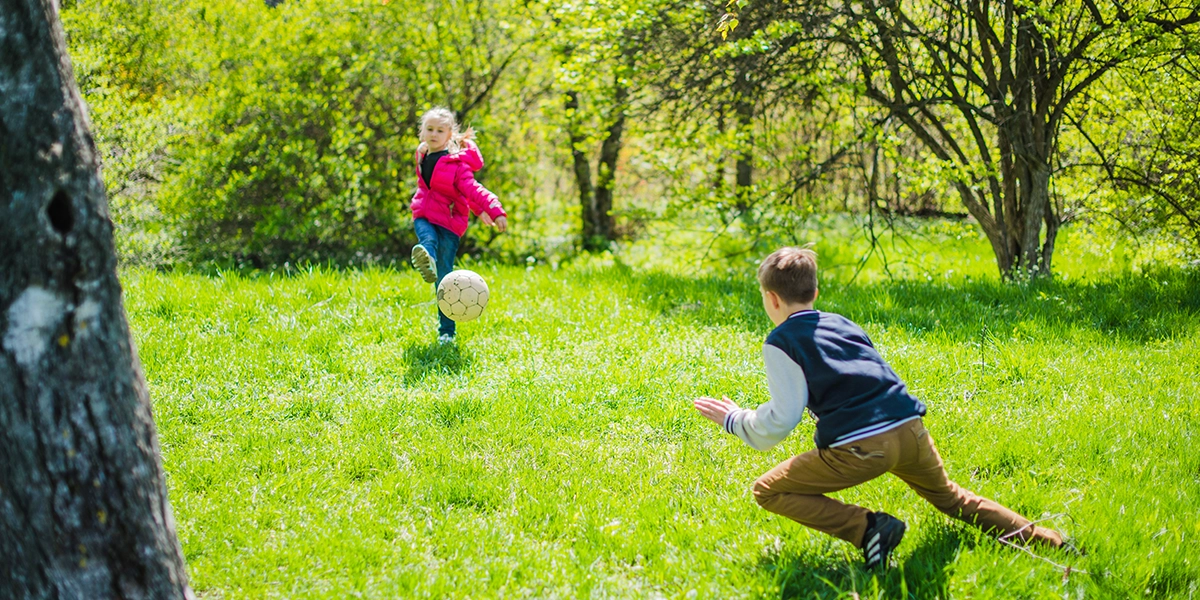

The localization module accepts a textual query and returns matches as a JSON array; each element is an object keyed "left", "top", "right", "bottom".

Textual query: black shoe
[{"left": 861, "top": 512, "right": 906, "bottom": 569}]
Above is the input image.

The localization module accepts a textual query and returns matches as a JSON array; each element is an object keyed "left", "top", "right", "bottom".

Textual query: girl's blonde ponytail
[{"left": 450, "top": 127, "right": 475, "bottom": 154}]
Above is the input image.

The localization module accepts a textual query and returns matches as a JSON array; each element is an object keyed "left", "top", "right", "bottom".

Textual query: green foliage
[
  {"left": 124, "top": 233, "right": 1199, "bottom": 598},
  {"left": 63, "top": 0, "right": 189, "bottom": 265},
  {"left": 65, "top": 0, "right": 547, "bottom": 267},
  {"left": 715, "top": 0, "right": 1200, "bottom": 276},
  {"left": 1061, "top": 51, "right": 1200, "bottom": 266},
  {"left": 62, "top": 0, "right": 1200, "bottom": 272},
  {"left": 160, "top": 0, "right": 414, "bottom": 265}
]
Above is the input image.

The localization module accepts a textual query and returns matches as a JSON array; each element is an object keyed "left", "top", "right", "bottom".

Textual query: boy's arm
[{"left": 725, "top": 344, "right": 809, "bottom": 451}]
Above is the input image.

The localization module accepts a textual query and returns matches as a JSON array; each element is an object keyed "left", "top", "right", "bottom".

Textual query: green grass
[{"left": 125, "top": 225, "right": 1200, "bottom": 599}]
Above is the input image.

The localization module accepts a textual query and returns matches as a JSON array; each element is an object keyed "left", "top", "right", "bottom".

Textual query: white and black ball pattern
[{"left": 437, "top": 269, "right": 490, "bottom": 322}]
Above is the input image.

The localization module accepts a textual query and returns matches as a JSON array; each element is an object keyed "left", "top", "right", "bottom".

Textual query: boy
[{"left": 693, "top": 247, "right": 1063, "bottom": 568}]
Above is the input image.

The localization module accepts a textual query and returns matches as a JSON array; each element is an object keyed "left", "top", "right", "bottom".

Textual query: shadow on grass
[
  {"left": 624, "top": 268, "right": 1200, "bottom": 343},
  {"left": 762, "top": 528, "right": 968, "bottom": 599},
  {"left": 402, "top": 340, "right": 472, "bottom": 384}
]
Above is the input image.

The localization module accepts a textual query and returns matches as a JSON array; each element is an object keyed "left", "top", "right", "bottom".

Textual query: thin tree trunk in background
[
  {"left": 733, "top": 83, "right": 754, "bottom": 214},
  {"left": 735, "top": 152, "right": 753, "bottom": 205},
  {"left": 0, "top": 1, "right": 193, "bottom": 598},
  {"left": 712, "top": 108, "right": 728, "bottom": 195},
  {"left": 565, "top": 91, "right": 598, "bottom": 249},
  {"left": 590, "top": 82, "right": 626, "bottom": 250},
  {"left": 1019, "top": 163, "right": 1051, "bottom": 273},
  {"left": 1041, "top": 195, "right": 1060, "bottom": 271}
]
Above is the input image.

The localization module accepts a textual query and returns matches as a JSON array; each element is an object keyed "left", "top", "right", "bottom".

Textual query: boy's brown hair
[{"left": 757, "top": 247, "right": 818, "bottom": 304}]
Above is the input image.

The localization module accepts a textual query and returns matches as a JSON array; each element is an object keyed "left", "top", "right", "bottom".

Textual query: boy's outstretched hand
[{"left": 694, "top": 395, "right": 740, "bottom": 427}]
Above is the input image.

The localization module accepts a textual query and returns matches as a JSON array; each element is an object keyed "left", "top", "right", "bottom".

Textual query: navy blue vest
[{"left": 766, "top": 311, "right": 926, "bottom": 448}]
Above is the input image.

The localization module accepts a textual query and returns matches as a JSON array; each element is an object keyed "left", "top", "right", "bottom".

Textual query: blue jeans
[{"left": 413, "top": 218, "right": 461, "bottom": 337}]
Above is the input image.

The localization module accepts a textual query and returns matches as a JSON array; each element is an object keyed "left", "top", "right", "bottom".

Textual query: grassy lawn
[{"left": 124, "top": 226, "right": 1200, "bottom": 599}]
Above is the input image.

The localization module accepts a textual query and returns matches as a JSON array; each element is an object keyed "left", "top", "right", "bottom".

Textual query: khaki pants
[{"left": 752, "top": 418, "right": 1063, "bottom": 548}]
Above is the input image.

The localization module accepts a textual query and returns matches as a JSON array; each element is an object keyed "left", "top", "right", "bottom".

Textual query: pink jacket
[{"left": 410, "top": 140, "right": 506, "bottom": 237}]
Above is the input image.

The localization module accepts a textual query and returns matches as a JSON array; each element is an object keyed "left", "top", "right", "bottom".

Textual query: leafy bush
[
  {"left": 66, "top": 0, "right": 546, "bottom": 268},
  {"left": 159, "top": 1, "right": 415, "bottom": 266}
]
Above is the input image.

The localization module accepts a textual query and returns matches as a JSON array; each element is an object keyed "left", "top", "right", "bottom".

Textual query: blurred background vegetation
[{"left": 61, "top": 0, "right": 1200, "bottom": 277}]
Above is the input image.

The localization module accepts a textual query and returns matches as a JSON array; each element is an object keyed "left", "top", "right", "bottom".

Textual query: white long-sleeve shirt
[
  {"left": 723, "top": 344, "right": 810, "bottom": 451},
  {"left": 723, "top": 342, "right": 919, "bottom": 451}
]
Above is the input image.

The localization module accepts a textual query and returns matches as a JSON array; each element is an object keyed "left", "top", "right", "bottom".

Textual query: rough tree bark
[{"left": 0, "top": 1, "right": 193, "bottom": 598}]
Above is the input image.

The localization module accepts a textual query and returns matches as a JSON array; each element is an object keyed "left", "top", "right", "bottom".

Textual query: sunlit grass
[{"left": 125, "top": 224, "right": 1200, "bottom": 599}]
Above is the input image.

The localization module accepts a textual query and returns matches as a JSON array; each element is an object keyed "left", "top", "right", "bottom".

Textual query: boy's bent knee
[{"left": 752, "top": 478, "right": 777, "bottom": 508}]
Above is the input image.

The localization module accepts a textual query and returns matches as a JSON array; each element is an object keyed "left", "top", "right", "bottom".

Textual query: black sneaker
[
  {"left": 411, "top": 244, "right": 437, "bottom": 283},
  {"left": 861, "top": 512, "right": 906, "bottom": 569}
]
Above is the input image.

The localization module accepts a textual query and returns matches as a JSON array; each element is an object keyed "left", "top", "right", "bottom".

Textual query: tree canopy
[{"left": 59, "top": 0, "right": 1200, "bottom": 276}]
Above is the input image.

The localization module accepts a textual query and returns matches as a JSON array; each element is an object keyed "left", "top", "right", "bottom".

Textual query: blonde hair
[
  {"left": 417, "top": 107, "right": 475, "bottom": 155},
  {"left": 757, "top": 246, "right": 819, "bottom": 304}
]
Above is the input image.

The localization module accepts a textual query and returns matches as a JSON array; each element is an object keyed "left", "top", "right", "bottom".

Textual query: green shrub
[{"left": 67, "top": 0, "right": 547, "bottom": 268}]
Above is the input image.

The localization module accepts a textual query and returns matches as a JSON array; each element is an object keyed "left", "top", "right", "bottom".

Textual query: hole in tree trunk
[{"left": 48, "top": 191, "right": 74, "bottom": 234}]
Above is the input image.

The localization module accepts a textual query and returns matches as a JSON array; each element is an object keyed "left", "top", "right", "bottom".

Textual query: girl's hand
[
  {"left": 478, "top": 213, "right": 507, "bottom": 233},
  {"left": 693, "top": 395, "right": 740, "bottom": 427}
]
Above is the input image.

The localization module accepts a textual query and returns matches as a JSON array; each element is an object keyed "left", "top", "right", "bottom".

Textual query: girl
[{"left": 409, "top": 107, "right": 508, "bottom": 344}]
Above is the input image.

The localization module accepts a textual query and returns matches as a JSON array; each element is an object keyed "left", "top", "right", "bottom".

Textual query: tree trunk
[
  {"left": 1041, "top": 192, "right": 1060, "bottom": 271},
  {"left": 951, "top": 180, "right": 1013, "bottom": 274},
  {"left": 999, "top": 107, "right": 1055, "bottom": 279},
  {"left": 564, "top": 91, "right": 597, "bottom": 249},
  {"left": 976, "top": 143, "right": 1054, "bottom": 279},
  {"left": 1019, "top": 162, "right": 1052, "bottom": 275},
  {"left": 733, "top": 85, "right": 754, "bottom": 214},
  {"left": 0, "top": 1, "right": 193, "bottom": 598},
  {"left": 734, "top": 153, "right": 753, "bottom": 206},
  {"left": 589, "top": 83, "right": 626, "bottom": 250},
  {"left": 712, "top": 107, "right": 728, "bottom": 195}
]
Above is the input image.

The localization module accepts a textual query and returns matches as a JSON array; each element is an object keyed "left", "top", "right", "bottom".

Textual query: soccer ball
[{"left": 437, "top": 269, "right": 490, "bottom": 322}]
